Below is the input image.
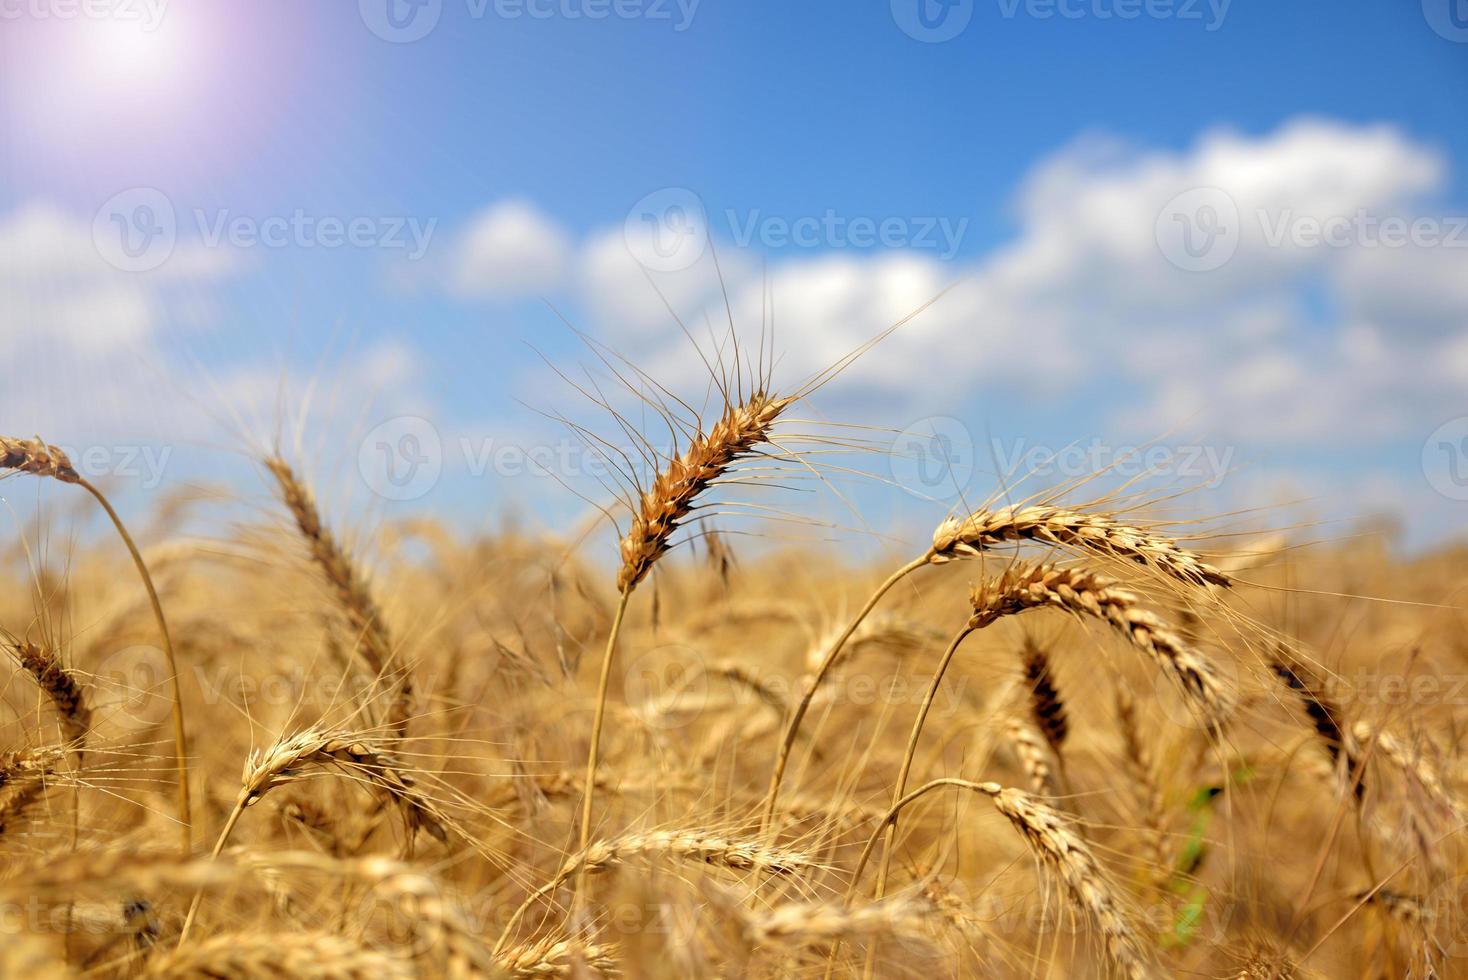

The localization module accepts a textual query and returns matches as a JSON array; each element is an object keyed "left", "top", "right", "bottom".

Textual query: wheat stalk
[{"left": 3, "top": 434, "right": 191, "bottom": 854}]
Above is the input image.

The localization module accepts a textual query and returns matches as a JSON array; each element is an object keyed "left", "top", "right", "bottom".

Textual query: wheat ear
[
  {"left": 179, "top": 726, "right": 450, "bottom": 941},
  {"left": 1115, "top": 684, "right": 1168, "bottom": 883},
  {"left": 497, "top": 937, "right": 619, "bottom": 978},
  {"left": 845, "top": 779, "right": 1153, "bottom": 980},
  {"left": 1021, "top": 637, "right": 1068, "bottom": 755},
  {"left": 1007, "top": 715, "right": 1059, "bottom": 795},
  {"left": 745, "top": 897, "right": 922, "bottom": 946},
  {"left": 1351, "top": 721, "right": 1462, "bottom": 821},
  {"left": 578, "top": 391, "right": 791, "bottom": 913},
  {"left": 265, "top": 456, "right": 411, "bottom": 736},
  {"left": 875, "top": 561, "right": 1225, "bottom": 894},
  {"left": 968, "top": 562, "right": 1232, "bottom": 719},
  {"left": 496, "top": 829, "right": 814, "bottom": 955},
  {"left": 1270, "top": 655, "right": 1363, "bottom": 801},
  {"left": 10, "top": 639, "right": 91, "bottom": 747},
  {"left": 929, "top": 503, "right": 1230, "bottom": 587},
  {"left": 0, "top": 745, "right": 68, "bottom": 833},
  {"left": 2, "top": 435, "right": 190, "bottom": 854}
]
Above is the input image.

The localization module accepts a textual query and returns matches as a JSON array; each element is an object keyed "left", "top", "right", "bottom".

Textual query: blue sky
[{"left": 2, "top": 0, "right": 1466, "bottom": 552}]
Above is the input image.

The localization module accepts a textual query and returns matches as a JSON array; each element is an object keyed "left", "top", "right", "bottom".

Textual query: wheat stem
[
  {"left": 760, "top": 555, "right": 929, "bottom": 835},
  {"left": 78, "top": 476, "right": 192, "bottom": 855},
  {"left": 573, "top": 586, "right": 631, "bottom": 923}
]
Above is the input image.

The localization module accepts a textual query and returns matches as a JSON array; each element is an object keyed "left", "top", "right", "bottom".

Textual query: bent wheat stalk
[
  {"left": 762, "top": 503, "right": 1227, "bottom": 833},
  {"left": 2, "top": 435, "right": 191, "bottom": 854},
  {"left": 842, "top": 779, "right": 1153, "bottom": 980}
]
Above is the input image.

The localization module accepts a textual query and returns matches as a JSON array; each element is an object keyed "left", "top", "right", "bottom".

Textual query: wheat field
[{"left": 1, "top": 340, "right": 1465, "bottom": 980}]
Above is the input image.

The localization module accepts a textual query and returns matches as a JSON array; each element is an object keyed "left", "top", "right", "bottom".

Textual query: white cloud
[
  {"left": 447, "top": 200, "right": 570, "bottom": 298},
  {"left": 0, "top": 202, "right": 237, "bottom": 357},
  {"left": 547, "top": 119, "right": 1466, "bottom": 458},
  {"left": 0, "top": 203, "right": 430, "bottom": 491}
]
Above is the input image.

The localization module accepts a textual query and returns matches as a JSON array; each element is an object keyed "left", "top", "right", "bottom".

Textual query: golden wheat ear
[
  {"left": 6, "top": 637, "right": 91, "bottom": 747},
  {"left": 930, "top": 503, "right": 1231, "bottom": 587},
  {"left": 264, "top": 455, "right": 413, "bottom": 738}
]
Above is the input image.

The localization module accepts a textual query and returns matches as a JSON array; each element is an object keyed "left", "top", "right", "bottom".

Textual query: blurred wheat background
[{"left": 4, "top": 1, "right": 1468, "bottom": 977}]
